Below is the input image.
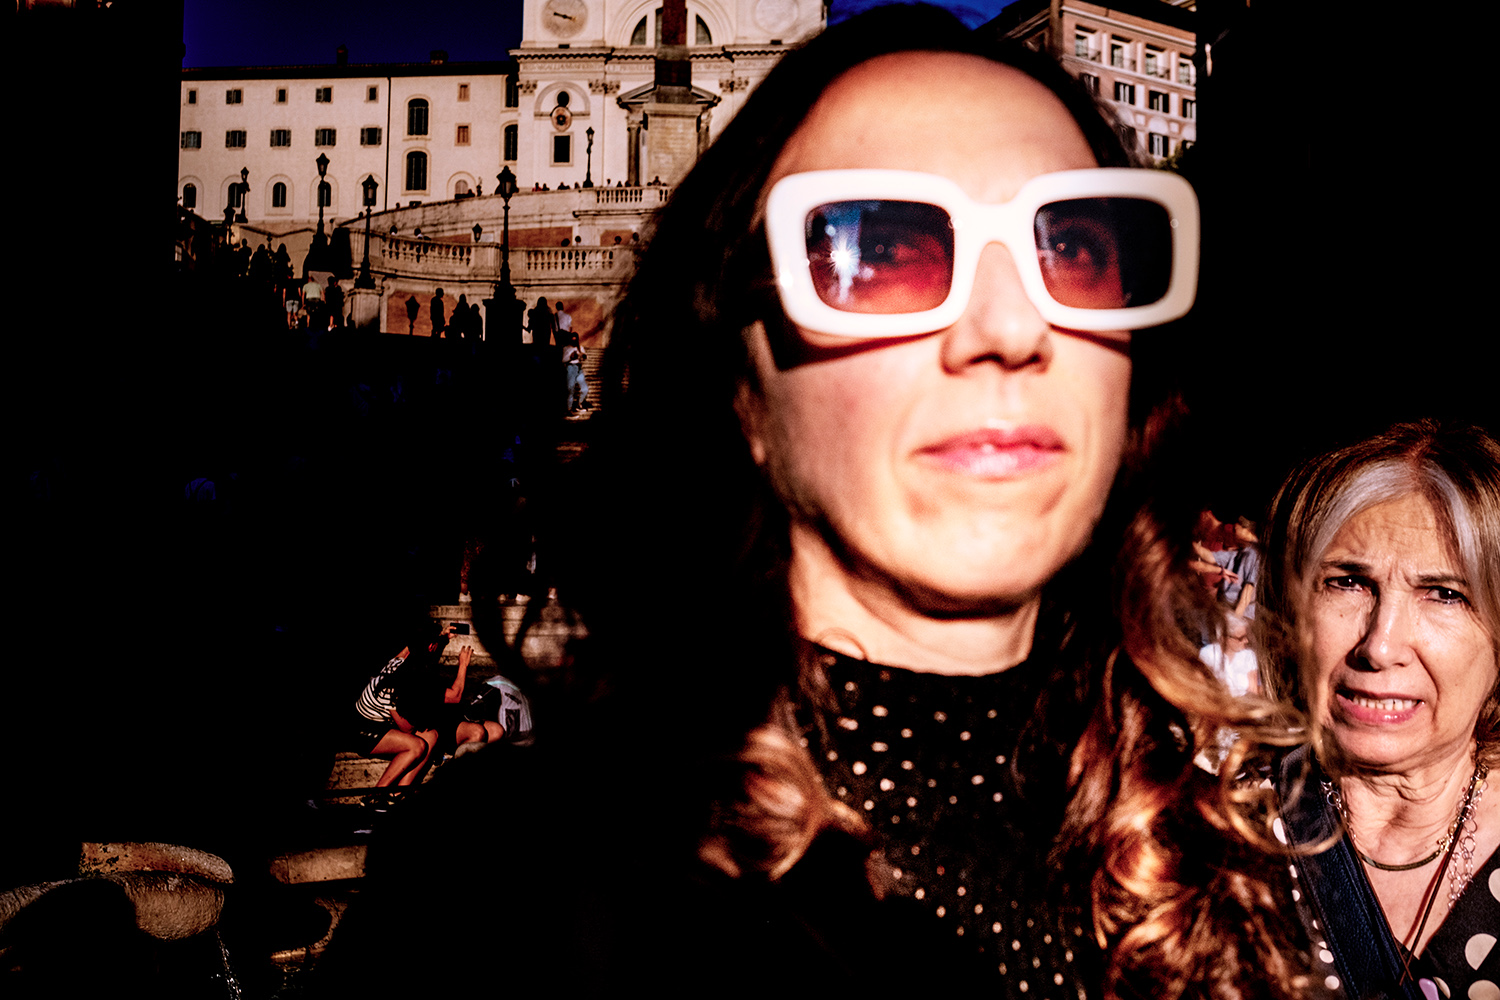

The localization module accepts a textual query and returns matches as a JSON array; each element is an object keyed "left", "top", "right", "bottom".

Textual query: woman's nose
[
  {"left": 1354, "top": 595, "right": 1417, "bottom": 671},
  {"left": 938, "top": 243, "right": 1052, "bottom": 372}
]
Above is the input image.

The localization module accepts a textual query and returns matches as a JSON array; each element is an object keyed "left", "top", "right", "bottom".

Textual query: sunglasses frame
[{"left": 764, "top": 167, "right": 1199, "bottom": 338}]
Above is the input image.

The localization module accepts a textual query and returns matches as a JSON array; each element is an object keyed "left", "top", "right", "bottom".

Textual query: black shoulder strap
[{"left": 1276, "top": 747, "right": 1423, "bottom": 999}]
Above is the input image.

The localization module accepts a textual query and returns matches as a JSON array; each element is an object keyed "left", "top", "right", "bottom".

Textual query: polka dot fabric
[
  {"left": 811, "top": 650, "right": 1099, "bottom": 1000},
  {"left": 1284, "top": 808, "right": 1500, "bottom": 999},
  {"left": 1408, "top": 846, "right": 1500, "bottom": 999}
]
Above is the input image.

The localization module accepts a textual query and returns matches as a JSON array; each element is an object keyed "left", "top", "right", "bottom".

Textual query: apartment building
[{"left": 990, "top": 0, "right": 1197, "bottom": 163}]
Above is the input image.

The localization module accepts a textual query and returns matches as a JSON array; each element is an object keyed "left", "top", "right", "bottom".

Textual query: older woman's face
[
  {"left": 740, "top": 52, "right": 1131, "bottom": 612},
  {"left": 1304, "top": 493, "right": 1498, "bottom": 774}
]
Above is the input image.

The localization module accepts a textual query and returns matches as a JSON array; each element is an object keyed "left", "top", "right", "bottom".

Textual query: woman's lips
[
  {"left": 1333, "top": 688, "right": 1423, "bottom": 725},
  {"left": 916, "top": 427, "right": 1063, "bottom": 478}
]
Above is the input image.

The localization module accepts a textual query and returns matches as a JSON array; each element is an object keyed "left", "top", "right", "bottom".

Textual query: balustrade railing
[
  {"left": 358, "top": 231, "right": 636, "bottom": 283},
  {"left": 589, "top": 185, "right": 672, "bottom": 207}
]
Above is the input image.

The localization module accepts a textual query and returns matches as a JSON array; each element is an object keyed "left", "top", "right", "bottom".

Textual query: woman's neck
[
  {"left": 1336, "top": 743, "right": 1480, "bottom": 861},
  {"left": 788, "top": 528, "right": 1040, "bottom": 676}
]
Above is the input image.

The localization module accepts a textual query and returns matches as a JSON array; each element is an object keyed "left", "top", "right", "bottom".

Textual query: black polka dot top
[{"left": 810, "top": 648, "right": 1101, "bottom": 1000}]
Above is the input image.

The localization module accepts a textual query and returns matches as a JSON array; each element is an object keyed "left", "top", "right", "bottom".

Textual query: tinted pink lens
[
  {"left": 805, "top": 200, "right": 954, "bottom": 314},
  {"left": 1035, "top": 197, "right": 1171, "bottom": 310}
]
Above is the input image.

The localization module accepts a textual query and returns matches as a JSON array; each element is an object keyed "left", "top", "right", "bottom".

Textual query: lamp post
[
  {"left": 496, "top": 166, "right": 517, "bottom": 292},
  {"left": 489, "top": 165, "right": 521, "bottom": 344},
  {"left": 356, "top": 174, "right": 378, "bottom": 289},
  {"left": 234, "top": 166, "right": 249, "bottom": 223},
  {"left": 583, "top": 126, "right": 595, "bottom": 188},
  {"left": 313, "top": 153, "right": 330, "bottom": 249},
  {"left": 472, "top": 223, "right": 483, "bottom": 243}
]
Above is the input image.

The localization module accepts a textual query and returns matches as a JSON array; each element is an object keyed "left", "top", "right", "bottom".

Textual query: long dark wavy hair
[{"left": 565, "top": 6, "right": 1310, "bottom": 998}]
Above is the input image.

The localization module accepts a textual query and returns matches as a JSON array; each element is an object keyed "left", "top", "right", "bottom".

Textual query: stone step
[{"left": 428, "top": 596, "right": 588, "bottom": 676}]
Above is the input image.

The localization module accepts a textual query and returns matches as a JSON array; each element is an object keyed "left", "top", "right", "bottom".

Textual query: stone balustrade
[
  {"left": 361, "top": 232, "right": 638, "bottom": 284},
  {"left": 588, "top": 185, "right": 671, "bottom": 207}
]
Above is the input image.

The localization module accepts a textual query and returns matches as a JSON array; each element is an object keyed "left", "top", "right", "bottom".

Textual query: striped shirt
[{"left": 355, "top": 654, "right": 406, "bottom": 723}]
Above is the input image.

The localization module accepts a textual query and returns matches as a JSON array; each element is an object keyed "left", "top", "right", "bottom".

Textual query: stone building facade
[
  {"left": 991, "top": 0, "right": 1197, "bottom": 163},
  {"left": 177, "top": 0, "right": 826, "bottom": 232}
]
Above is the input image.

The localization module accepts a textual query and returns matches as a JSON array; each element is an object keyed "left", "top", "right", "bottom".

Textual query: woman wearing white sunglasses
[{"left": 328, "top": 7, "right": 1308, "bottom": 998}]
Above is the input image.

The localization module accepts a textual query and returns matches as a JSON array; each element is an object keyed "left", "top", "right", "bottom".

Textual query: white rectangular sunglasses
[{"left": 764, "top": 168, "right": 1199, "bottom": 338}]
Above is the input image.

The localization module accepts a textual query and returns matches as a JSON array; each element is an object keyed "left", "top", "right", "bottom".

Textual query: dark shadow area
[{"left": 1180, "top": 0, "right": 1496, "bottom": 520}]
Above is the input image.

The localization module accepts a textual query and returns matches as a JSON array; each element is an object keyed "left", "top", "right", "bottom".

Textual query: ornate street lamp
[
  {"left": 234, "top": 166, "right": 249, "bottom": 223},
  {"left": 496, "top": 165, "right": 518, "bottom": 293},
  {"left": 583, "top": 126, "right": 595, "bottom": 189},
  {"left": 356, "top": 174, "right": 379, "bottom": 289},
  {"left": 314, "top": 153, "right": 331, "bottom": 249},
  {"left": 472, "top": 223, "right": 483, "bottom": 243}
]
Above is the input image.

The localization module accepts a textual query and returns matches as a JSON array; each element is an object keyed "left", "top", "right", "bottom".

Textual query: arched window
[
  {"left": 455, "top": 179, "right": 470, "bottom": 196},
  {"left": 182, "top": 183, "right": 197, "bottom": 209},
  {"left": 407, "top": 98, "right": 429, "bottom": 136},
  {"left": 317, "top": 181, "right": 332, "bottom": 208},
  {"left": 630, "top": 9, "right": 711, "bottom": 45},
  {"left": 503, "top": 123, "right": 518, "bottom": 162},
  {"left": 272, "top": 182, "right": 287, "bottom": 208},
  {"left": 227, "top": 183, "right": 243, "bottom": 209},
  {"left": 405, "top": 150, "right": 428, "bottom": 191}
]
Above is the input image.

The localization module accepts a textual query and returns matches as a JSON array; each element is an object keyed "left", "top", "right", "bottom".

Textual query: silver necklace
[{"left": 1323, "top": 761, "right": 1486, "bottom": 900}]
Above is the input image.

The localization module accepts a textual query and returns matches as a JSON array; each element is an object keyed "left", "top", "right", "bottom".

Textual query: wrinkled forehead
[{"left": 766, "top": 51, "right": 1099, "bottom": 206}]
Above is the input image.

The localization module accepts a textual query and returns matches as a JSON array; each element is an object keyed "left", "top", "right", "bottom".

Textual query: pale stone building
[
  {"left": 177, "top": 0, "right": 825, "bottom": 233},
  {"left": 990, "top": 0, "right": 1196, "bottom": 163},
  {"left": 179, "top": 50, "right": 521, "bottom": 231},
  {"left": 513, "top": 0, "right": 825, "bottom": 189}
]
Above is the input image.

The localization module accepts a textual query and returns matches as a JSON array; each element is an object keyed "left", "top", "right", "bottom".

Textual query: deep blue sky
[{"left": 182, "top": 0, "right": 1019, "bottom": 67}]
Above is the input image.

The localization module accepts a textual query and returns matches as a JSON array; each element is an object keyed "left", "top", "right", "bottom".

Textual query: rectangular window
[
  {"left": 226, "top": 88, "right": 242, "bottom": 104},
  {"left": 1074, "top": 30, "right": 1094, "bottom": 59},
  {"left": 1148, "top": 90, "right": 1168, "bottom": 112},
  {"left": 180, "top": 130, "right": 202, "bottom": 149},
  {"left": 186, "top": 89, "right": 197, "bottom": 104},
  {"left": 458, "top": 83, "right": 470, "bottom": 101},
  {"left": 504, "top": 123, "right": 518, "bottom": 161},
  {"left": 1178, "top": 58, "right": 1195, "bottom": 85},
  {"left": 368, "top": 85, "right": 379, "bottom": 101},
  {"left": 315, "top": 86, "right": 332, "bottom": 103},
  {"left": 1144, "top": 47, "right": 1166, "bottom": 78},
  {"left": 226, "top": 129, "right": 247, "bottom": 148},
  {"left": 270, "top": 129, "right": 291, "bottom": 147},
  {"left": 456, "top": 124, "right": 471, "bottom": 145},
  {"left": 1113, "top": 82, "right": 1136, "bottom": 105},
  {"left": 1147, "top": 133, "right": 1169, "bottom": 157},
  {"left": 505, "top": 76, "right": 519, "bottom": 108},
  {"left": 315, "top": 128, "right": 337, "bottom": 146},
  {"left": 1109, "top": 40, "right": 1128, "bottom": 70},
  {"left": 276, "top": 88, "right": 287, "bottom": 103},
  {"left": 405, "top": 152, "right": 428, "bottom": 191},
  {"left": 1181, "top": 98, "right": 1196, "bottom": 120},
  {"left": 1078, "top": 73, "right": 1099, "bottom": 95},
  {"left": 552, "top": 134, "right": 572, "bottom": 165},
  {"left": 361, "top": 127, "right": 383, "bottom": 146}
]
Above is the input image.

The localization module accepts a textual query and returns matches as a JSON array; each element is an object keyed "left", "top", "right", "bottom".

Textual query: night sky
[{"left": 181, "top": 0, "right": 1021, "bottom": 67}]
